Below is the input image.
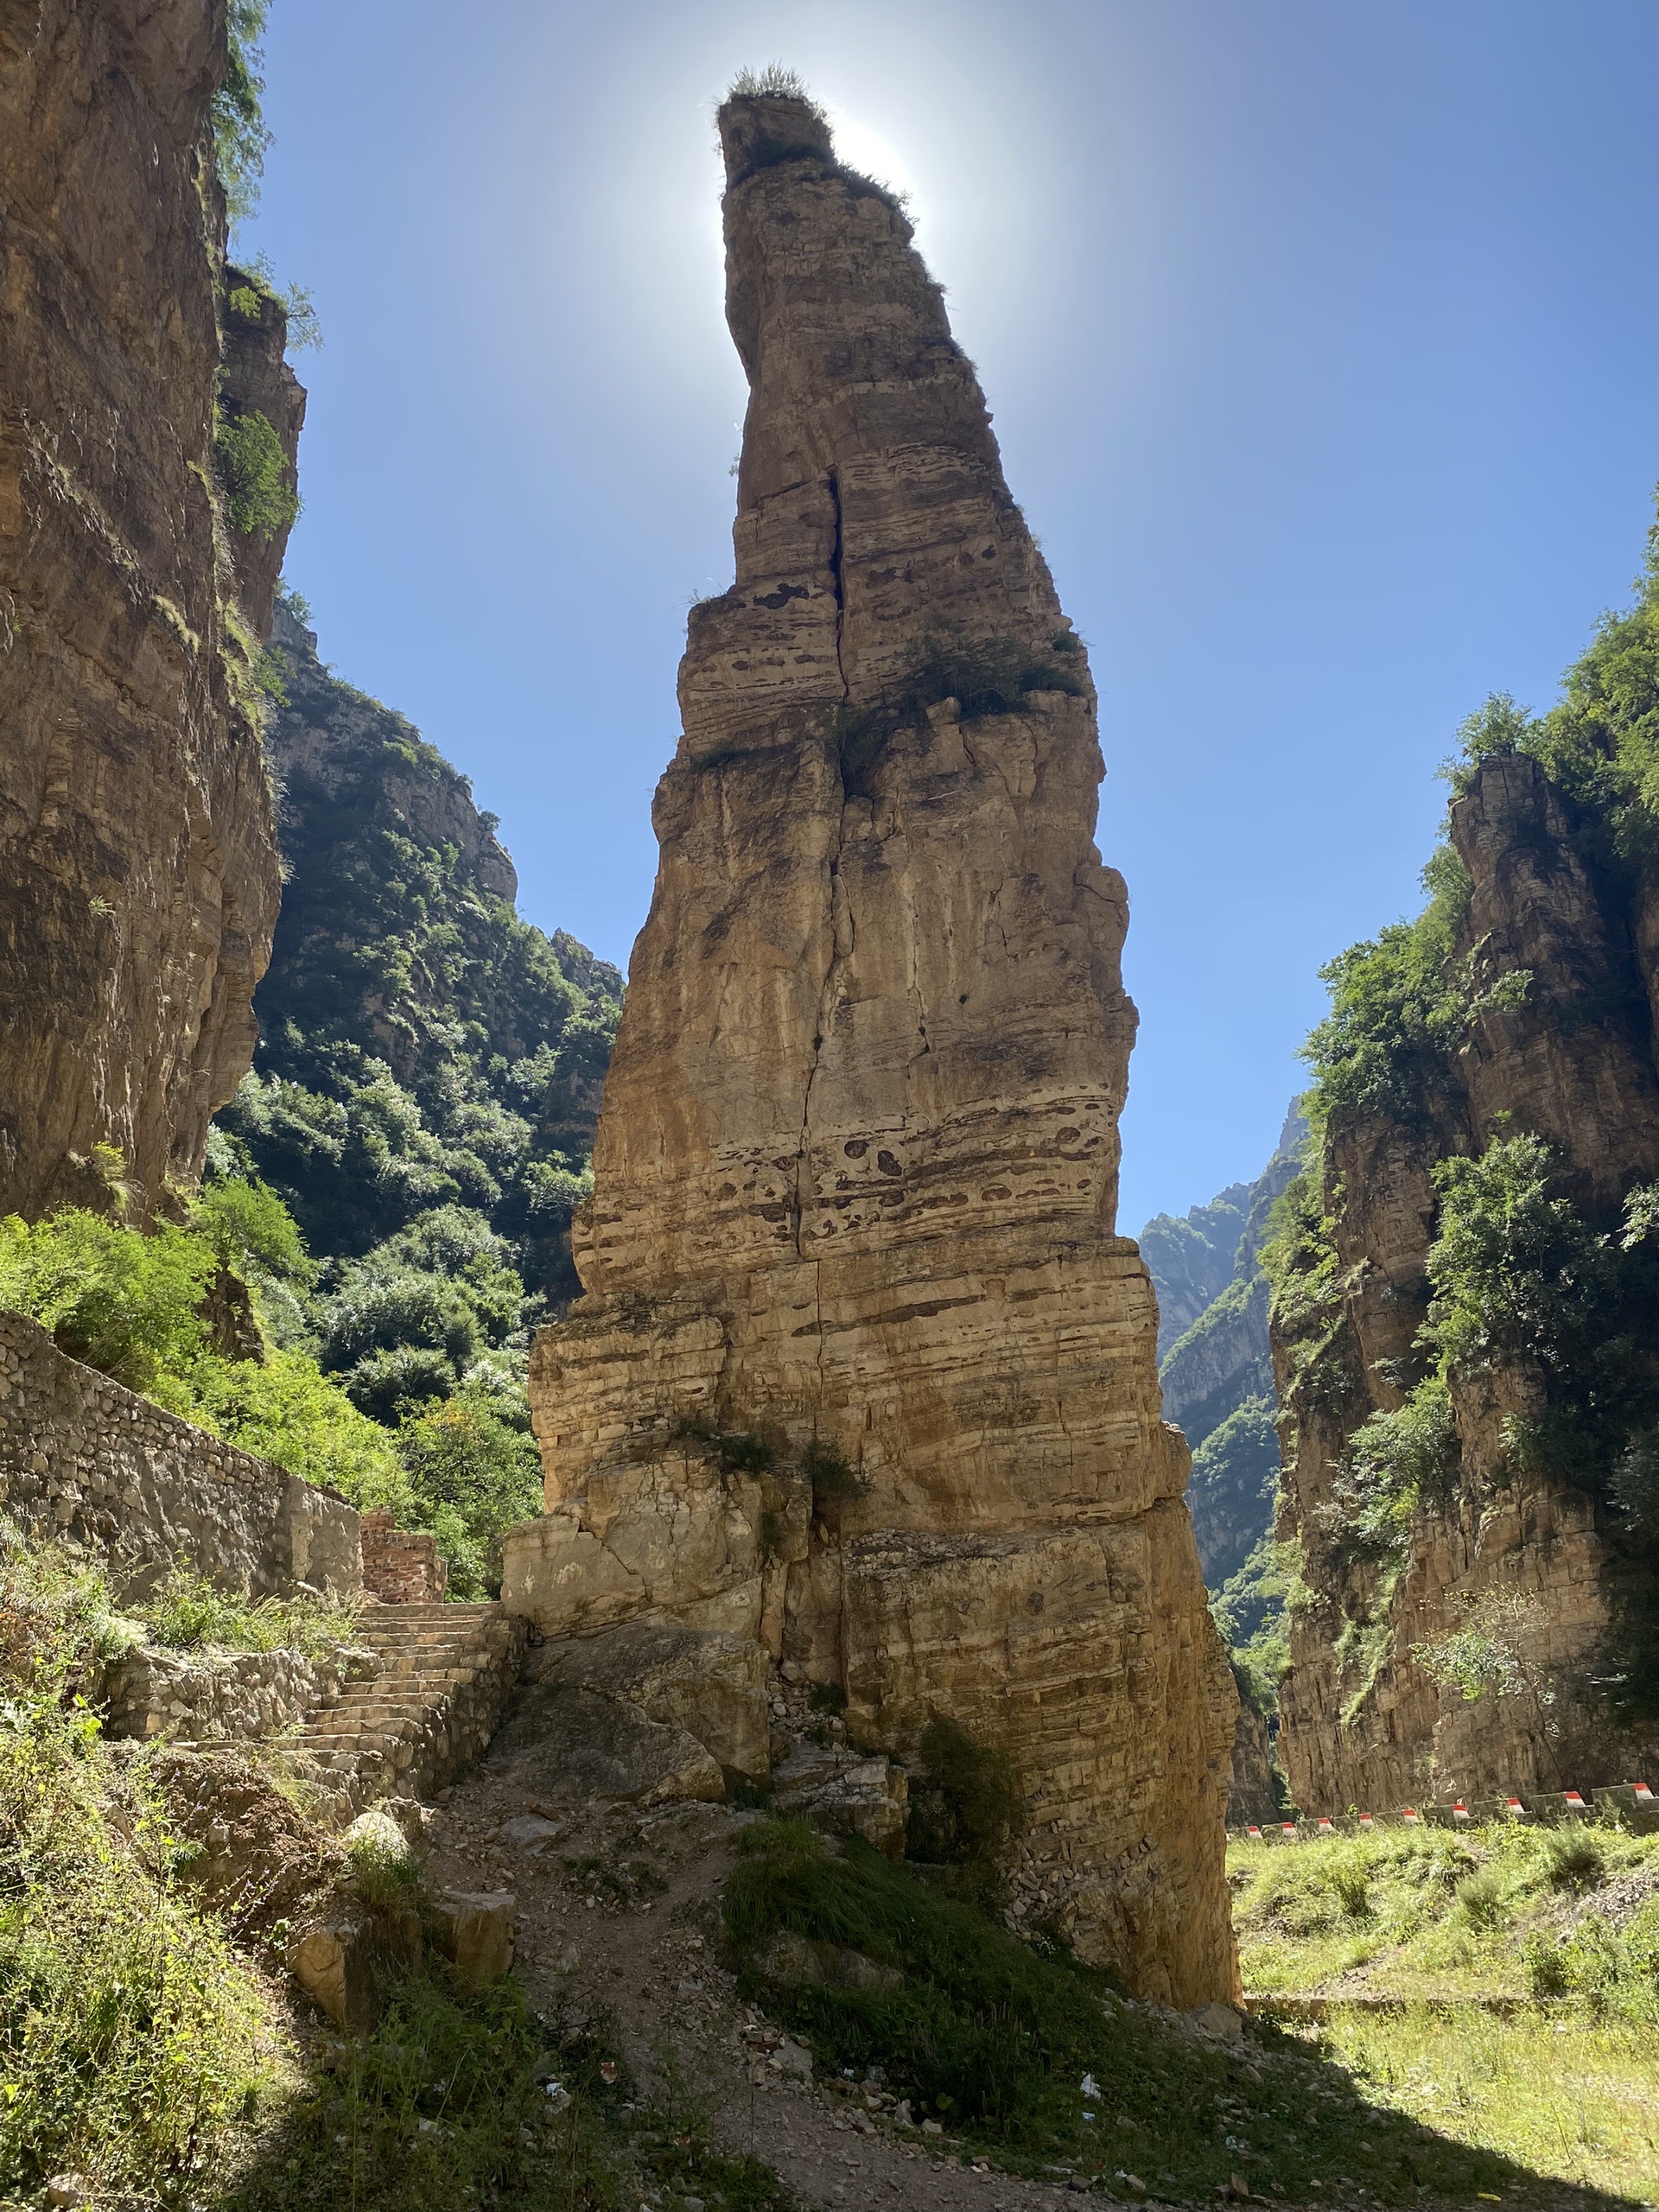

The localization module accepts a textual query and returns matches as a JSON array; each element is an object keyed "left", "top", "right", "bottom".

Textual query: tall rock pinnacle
[{"left": 508, "top": 83, "right": 1237, "bottom": 2004}]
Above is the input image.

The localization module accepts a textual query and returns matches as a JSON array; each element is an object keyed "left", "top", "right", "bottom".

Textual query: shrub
[
  {"left": 1522, "top": 1929, "right": 1569, "bottom": 1997},
  {"left": 1300, "top": 841, "right": 1474, "bottom": 1124},
  {"left": 0, "top": 1536, "right": 278, "bottom": 2206},
  {"left": 191, "top": 1172, "right": 313, "bottom": 1291},
  {"left": 727, "top": 63, "right": 823, "bottom": 108},
  {"left": 1323, "top": 1853, "right": 1372, "bottom": 1921},
  {"left": 1454, "top": 1870, "right": 1505, "bottom": 1929},
  {"left": 905, "top": 1715, "right": 1025, "bottom": 1890},
  {"left": 1542, "top": 1828, "right": 1605, "bottom": 1891},
  {"left": 1409, "top": 1592, "right": 1554, "bottom": 1709},
  {"left": 214, "top": 406, "right": 298, "bottom": 538},
  {"left": 1328, "top": 1377, "right": 1459, "bottom": 1563},
  {"left": 803, "top": 1438, "right": 868, "bottom": 1511},
  {"left": 162, "top": 1346, "right": 414, "bottom": 1517},
  {"left": 1425, "top": 1135, "right": 1608, "bottom": 1374},
  {"left": 1259, "top": 1170, "right": 1341, "bottom": 1341},
  {"left": 0, "top": 1208, "right": 213, "bottom": 1392},
  {"left": 136, "top": 1564, "right": 359, "bottom": 1659},
  {"left": 397, "top": 1382, "right": 542, "bottom": 1599}
]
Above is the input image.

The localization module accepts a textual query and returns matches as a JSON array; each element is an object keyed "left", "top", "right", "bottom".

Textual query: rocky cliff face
[
  {"left": 0, "top": 0, "right": 297, "bottom": 1222},
  {"left": 1273, "top": 692, "right": 1659, "bottom": 1812},
  {"left": 509, "top": 86, "right": 1236, "bottom": 2006},
  {"left": 1143, "top": 1113, "right": 1302, "bottom": 1592}
]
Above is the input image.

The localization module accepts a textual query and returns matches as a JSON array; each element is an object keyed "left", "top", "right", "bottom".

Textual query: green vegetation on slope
[
  {"left": 724, "top": 1819, "right": 1535, "bottom": 2200},
  {"left": 220, "top": 598, "right": 620, "bottom": 1400},
  {"left": 1230, "top": 1821, "right": 1659, "bottom": 2201},
  {"left": 0, "top": 1185, "right": 543, "bottom": 1594},
  {"left": 0, "top": 1531, "right": 784, "bottom": 2212},
  {"left": 191, "top": 598, "right": 621, "bottom": 1589},
  {"left": 1300, "top": 513, "right": 1659, "bottom": 1141},
  {"left": 1262, "top": 1126, "right": 1659, "bottom": 1713},
  {"left": 0, "top": 1201, "right": 415, "bottom": 1515},
  {"left": 1140, "top": 1114, "right": 1305, "bottom": 1751},
  {"left": 0, "top": 1533, "right": 280, "bottom": 2205}
]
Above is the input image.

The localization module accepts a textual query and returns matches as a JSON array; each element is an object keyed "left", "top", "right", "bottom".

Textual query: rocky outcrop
[
  {"left": 0, "top": 1, "right": 301, "bottom": 1220},
  {"left": 1274, "top": 749, "right": 1659, "bottom": 1814},
  {"left": 1226, "top": 1691, "right": 1281, "bottom": 1828},
  {"left": 508, "top": 86, "right": 1236, "bottom": 2006},
  {"left": 1141, "top": 1185, "right": 1254, "bottom": 1361}
]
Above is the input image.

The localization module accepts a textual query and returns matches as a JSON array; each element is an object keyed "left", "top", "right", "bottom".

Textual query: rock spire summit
[{"left": 507, "top": 81, "right": 1237, "bottom": 2005}]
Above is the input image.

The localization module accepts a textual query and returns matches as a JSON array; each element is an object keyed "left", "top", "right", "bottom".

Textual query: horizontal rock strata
[
  {"left": 0, "top": 1, "right": 299, "bottom": 1218},
  {"left": 509, "top": 87, "right": 1236, "bottom": 2005}
]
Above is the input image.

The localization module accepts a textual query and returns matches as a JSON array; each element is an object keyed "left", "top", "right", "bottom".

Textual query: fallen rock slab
[
  {"left": 486, "top": 1681, "right": 724, "bottom": 1806},
  {"left": 531, "top": 1618, "right": 771, "bottom": 1781}
]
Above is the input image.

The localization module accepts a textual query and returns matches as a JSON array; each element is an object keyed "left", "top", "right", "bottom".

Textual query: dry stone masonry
[
  {"left": 506, "top": 86, "right": 1237, "bottom": 2005},
  {"left": 0, "top": 1310, "right": 359, "bottom": 1597},
  {"left": 291, "top": 1603, "right": 528, "bottom": 1826},
  {"left": 105, "top": 1641, "right": 371, "bottom": 1747}
]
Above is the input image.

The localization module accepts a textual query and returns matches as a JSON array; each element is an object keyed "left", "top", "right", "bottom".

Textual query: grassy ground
[
  {"left": 724, "top": 1819, "right": 1548, "bottom": 2203},
  {"left": 1230, "top": 1820, "right": 1659, "bottom": 2006},
  {"left": 1230, "top": 1822, "right": 1659, "bottom": 2203}
]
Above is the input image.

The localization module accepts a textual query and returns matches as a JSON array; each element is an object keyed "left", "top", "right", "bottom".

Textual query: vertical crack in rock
[{"left": 512, "top": 84, "right": 1237, "bottom": 2005}]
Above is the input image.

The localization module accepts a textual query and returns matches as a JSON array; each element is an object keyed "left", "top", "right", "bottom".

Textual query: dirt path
[{"left": 423, "top": 1759, "right": 1114, "bottom": 2212}]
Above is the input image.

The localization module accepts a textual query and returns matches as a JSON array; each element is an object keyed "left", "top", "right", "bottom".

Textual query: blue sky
[{"left": 245, "top": 0, "right": 1659, "bottom": 1232}]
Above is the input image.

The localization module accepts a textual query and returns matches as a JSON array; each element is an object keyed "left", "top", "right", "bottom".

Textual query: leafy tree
[
  {"left": 0, "top": 1211, "right": 214, "bottom": 1393},
  {"left": 397, "top": 1382, "right": 542, "bottom": 1599},
  {"left": 1425, "top": 1135, "right": 1610, "bottom": 1376},
  {"left": 212, "top": 0, "right": 271, "bottom": 228}
]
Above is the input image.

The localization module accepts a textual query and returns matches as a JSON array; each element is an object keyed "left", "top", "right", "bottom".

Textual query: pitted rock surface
[{"left": 508, "top": 87, "right": 1236, "bottom": 2006}]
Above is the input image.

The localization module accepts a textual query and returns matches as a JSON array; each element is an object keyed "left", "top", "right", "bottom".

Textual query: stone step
[
  {"left": 313, "top": 1699, "right": 445, "bottom": 1724},
  {"left": 356, "top": 1605, "right": 500, "bottom": 1627},
  {"left": 274, "top": 1605, "right": 525, "bottom": 1827}
]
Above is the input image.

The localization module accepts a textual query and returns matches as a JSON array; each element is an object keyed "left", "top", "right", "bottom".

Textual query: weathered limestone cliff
[
  {"left": 508, "top": 86, "right": 1236, "bottom": 2005},
  {"left": 1274, "top": 732, "right": 1659, "bottom": 1814},
  {"left": 0, "top": 0, "right": 299, "bottom": 1221}
]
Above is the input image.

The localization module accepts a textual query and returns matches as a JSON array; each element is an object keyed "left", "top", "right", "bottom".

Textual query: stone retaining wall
[
  {"left": 105, "top": 1642, "right": 375, "bottom": 1744},
  {"left": 0, "top": 1310, "right": 360, "bottom": 1598}
]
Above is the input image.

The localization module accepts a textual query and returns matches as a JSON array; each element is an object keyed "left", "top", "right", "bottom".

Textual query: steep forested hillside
[
  {"left": 207, "top": 597, "right": 622, "bottom": 1583},
  {"left": 1140, "top": 1109, "right": 1304, "bottom": 1706}
]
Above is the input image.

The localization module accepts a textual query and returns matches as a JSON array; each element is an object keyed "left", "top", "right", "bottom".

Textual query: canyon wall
[
  {"left": 1145, "top": 1109, "right": 1302, "bottom": 1592},
  {"left": 0, "top": 0, "right": 299, "bottom": 1221},
  {"left": 509, "top": 87, "right": 1236, "bottom": 2006},
  {"left": 1274, "top": 734, "right": 1659, "bottom": 1813}
]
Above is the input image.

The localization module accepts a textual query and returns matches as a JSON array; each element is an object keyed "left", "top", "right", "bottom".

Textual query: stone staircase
[{"left": 289, "top": 1602, "right": 527, "bottom": 1825}]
